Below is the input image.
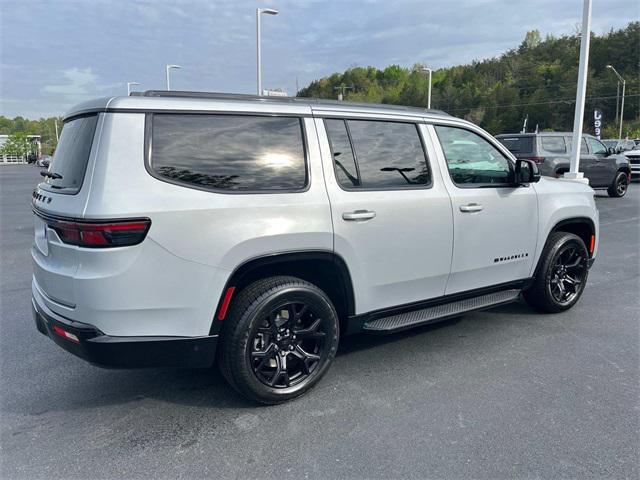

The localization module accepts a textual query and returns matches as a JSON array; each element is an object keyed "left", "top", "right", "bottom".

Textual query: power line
[{"left": 447, "top": 93, "right": 640, "bottom": 112}]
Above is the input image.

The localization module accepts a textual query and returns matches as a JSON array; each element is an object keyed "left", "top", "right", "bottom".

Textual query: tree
[
  {"left": 0, "top": 132, "right": 32, "bottom": 158},
  {"left": 297, "top": 22, "right": 639, "bottom": 136}
]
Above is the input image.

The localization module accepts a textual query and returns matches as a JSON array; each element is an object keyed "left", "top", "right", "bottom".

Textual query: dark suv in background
[{"left": 496, "top": 132, "right": 630, "bottom": 197}]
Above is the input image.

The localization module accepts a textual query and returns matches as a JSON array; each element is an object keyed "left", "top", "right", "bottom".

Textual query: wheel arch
[
  {"left": 210, "top": 251, "right": 355, "bottom": 335},
  {"left": 532, "top": 217, "right": 595, "bottom": 280}
]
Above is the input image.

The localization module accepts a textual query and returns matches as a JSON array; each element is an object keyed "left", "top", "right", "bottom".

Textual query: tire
[
  {"left": 523, "top": 232, "right": 590, "bottom": 313},
  {"left": 607, "top": 171, "right": 628, "bottom": 198},
  {"left": 219, "top": 276, "right": 339, "bottom": 404}
]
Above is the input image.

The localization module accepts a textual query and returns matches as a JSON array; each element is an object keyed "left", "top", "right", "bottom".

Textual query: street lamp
[
  {"left": 127, "top": 82, "right": 140, "bottom": 95},
  {"left": 165, "top": 65, "right": 181, "bottom": 91},
  {"left": 256, "top": 7, "right": 279, "bottom": 95},
  {"left": 422, "top": 67, "right": 432, "bottom": 109},
  {"left": 607, "top": 65, "right": 626, "bottom": 139}
]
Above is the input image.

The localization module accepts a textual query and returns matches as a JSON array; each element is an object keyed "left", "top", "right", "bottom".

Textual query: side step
[{"left": 363, "top": 289, "right": 521, "bottom": 333}]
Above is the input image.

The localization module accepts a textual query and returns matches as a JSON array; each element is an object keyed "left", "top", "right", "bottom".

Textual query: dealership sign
[{"left": 593, "top": 109, "right": 603, "bottom": 139}]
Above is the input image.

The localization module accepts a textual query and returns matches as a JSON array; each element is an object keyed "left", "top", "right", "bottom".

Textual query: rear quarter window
[
  {"left": 150, "top": 114, "right": 307, "bottom": 192},
  {"left": 41, "top": 114, "right": 98, "bottom": 194},
  {"left": 496, "top": 136, "right": 533, "bottom": 154}
]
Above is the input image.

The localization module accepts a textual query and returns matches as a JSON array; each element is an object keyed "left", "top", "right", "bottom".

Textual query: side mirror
[
  {"left": 607, "top": 147, "right": 617, "bottom": 155},
  {"left": 515, "top": 159, "right": 541, "bottom": 184}
]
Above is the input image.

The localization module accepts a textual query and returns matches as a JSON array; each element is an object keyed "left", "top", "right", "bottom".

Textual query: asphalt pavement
[{"left": 1, "top": 165, "right": 638, "bottom": 479}]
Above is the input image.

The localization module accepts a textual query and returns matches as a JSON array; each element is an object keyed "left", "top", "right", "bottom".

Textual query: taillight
[
  {"left": 524, "top": 156, "right": 545, "bottom": 164},
  {"left": 39, "top": 215, "right": 151, "bottom": 248}
]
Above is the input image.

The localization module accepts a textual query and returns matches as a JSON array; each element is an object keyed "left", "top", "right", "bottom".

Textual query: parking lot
[{"left": 0, "top": 165, "right": 638, "bottom": 479}]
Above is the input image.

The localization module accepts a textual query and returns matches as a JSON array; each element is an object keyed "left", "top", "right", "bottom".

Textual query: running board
[{"left": 363, "top": 289, "right": 521, "bottom": 333}]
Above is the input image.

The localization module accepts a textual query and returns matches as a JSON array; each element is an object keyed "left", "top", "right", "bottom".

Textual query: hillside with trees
[{"left": 299, "top": 22, "right": 640, "bottom": 137}]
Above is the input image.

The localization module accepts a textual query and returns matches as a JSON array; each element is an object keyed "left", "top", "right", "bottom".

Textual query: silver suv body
[{"left": 32, "top": 92, "right": 599, "bottom": 403}]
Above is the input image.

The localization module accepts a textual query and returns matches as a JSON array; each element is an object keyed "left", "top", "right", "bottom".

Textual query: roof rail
[{"left": 133, "top": 90, "right": 449, "bottom": 116}]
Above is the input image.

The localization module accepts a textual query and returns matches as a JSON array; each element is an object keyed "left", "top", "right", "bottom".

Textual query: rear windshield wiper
[{"left": 40, "top": 171, "right": 63, "bottom": 180}]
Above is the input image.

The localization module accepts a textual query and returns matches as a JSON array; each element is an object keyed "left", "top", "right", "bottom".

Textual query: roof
[{"left": 64, "top": 90, "right": 451, "bottom": 121}]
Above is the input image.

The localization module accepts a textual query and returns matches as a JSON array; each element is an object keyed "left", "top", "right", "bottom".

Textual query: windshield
[{"left": 41, "top": 114, "right": 98, "bottom": 194}]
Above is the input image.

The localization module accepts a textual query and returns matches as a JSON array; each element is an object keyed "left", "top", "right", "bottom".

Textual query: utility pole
[
  {"left": 334, "top": 84, "right": 353, "bottom": 101},
  {"left": 54, "top": 119, "right": 59, "bottom": 142},
  {"left": 607, "top": 65, "right": 626, "bottom": 139},
  {"left": 565, "top": 0, "right": 592, "bottom": 184}
]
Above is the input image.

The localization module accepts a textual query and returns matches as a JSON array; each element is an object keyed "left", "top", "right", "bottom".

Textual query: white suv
[{"left": 32, "top": 91, "right": 599, "bottom": 404}]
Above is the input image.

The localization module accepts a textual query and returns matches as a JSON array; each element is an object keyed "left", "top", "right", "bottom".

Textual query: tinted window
[
  {"left": 345, "top": 120, "right": 430, "bottom": 188},
  {"left": 151, "top": 114, "right": 307, "bottom": 191},
  {"left": 435, "top": 126, "right": 512, "bottom": 185},
  {"left": 497, "top": 136, "right": 533, "bottom": 154},
  {"left": 565, "top": 137, "right": 588, "bottom": 155},
  {"left": 325, "top": 119, "right": 359, "bottom": 188},
  {"left": 42, "top": 115, "right": 98, "bottom": 194},
  {"left": 540, "top": 136, "right": 566, "bottom": 153},
  {"left": 587, "top": 137, "right": 607, "bottom": 155}
]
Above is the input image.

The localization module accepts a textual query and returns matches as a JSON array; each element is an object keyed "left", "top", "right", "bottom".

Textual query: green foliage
[
  {"left": 0, "top": 132, "right": 32, "bottom": 157},
  {"left": 298, "top": 22, "right": 640, "bottom": 137},
  {"left": 0, "top": 116, "right": 62, "bottom": 155}
]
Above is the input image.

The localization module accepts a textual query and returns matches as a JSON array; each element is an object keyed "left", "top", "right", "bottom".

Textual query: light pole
[
  {"left": 127, "top": 82, "right": 140, "bottom": 95},
  {"left": 256, "top": 7, "right": 278, "bottom": 95},
  {"left": 565, "top": 0, "right": 592, "bottom": 183},
  {"left": 165, "top": 65, "right": 181, "bottom": 91},
  {"left": 422, "top": 67, "right": 432, "bottom": 109},
  {"left": 607, "top": 65, "right": 626, "bottom": 139}
]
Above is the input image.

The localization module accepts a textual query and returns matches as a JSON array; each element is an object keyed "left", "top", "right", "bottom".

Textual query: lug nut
[
  {"left": 274, "top": 345, "right": 279, "bottom": 351},
  {"left": 289, "top": 345, "right": 294, "bottom": 351}
]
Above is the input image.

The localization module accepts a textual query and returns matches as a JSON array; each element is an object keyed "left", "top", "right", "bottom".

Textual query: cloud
[
  {"left": 44, "top": 68, "right": 100, "bottom": 96},
  {"left": 0, "top": 0, "right": 636, "bottom": 118}
]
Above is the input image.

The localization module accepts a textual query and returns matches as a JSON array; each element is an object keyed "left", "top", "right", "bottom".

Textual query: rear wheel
[
  {"left": 523, "top": 232, "right": 589, "bottom": 313},
  {"left": 219, "top": 276, "right": 339, "bottom": 404},
  {"left": 607, "top": 171, "right": 628, "bottom": 197}
]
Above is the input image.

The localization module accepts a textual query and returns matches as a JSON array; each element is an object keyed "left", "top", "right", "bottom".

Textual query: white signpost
[{"left": 564, "top": 0, "right": 592, "bottom": 184}]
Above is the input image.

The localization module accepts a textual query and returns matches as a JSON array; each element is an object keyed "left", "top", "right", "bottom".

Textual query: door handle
[
  {"left": 342, "top": 210, "right": 376, "bottom": 221},
  {"left": 459, "top": 203, "right": 483, "bottom": 213}
]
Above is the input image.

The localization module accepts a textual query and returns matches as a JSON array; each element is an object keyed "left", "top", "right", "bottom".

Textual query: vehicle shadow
[{"left": 5, "top": 300, "right": 539, "bottom": 416}]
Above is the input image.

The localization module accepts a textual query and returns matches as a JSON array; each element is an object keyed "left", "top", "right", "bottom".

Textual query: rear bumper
[{"left": 32, "top": 297, "right": 218, "bottom": 369}]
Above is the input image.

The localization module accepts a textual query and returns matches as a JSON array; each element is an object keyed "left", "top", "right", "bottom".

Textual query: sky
[{"left": 0, "top": 0, "right": 637, "bottom": 119}]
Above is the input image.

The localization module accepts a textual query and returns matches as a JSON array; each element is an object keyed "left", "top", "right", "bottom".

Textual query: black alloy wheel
[
  {"left": 523, "top": 232, "right": 590, "bottom": 313},
  {"left": 608, "top": 171, "right": 628, "bottom": 198},
  {"left": 548, "top": 244, "right": 588, "bottom": 305},
  {"left": 219, "top": 276, "right": 339, "bottom": 404},
  {"left": 250, "top": 301, "right": 327, "bottom": 388}
]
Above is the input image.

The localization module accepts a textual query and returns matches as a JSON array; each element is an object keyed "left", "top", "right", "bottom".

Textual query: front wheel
[
  {"left": 523, "top": 232, "right": 590, "bottom": 313},
  {"left": 607, "top": 171, "right": 628, "bottom": 197},
  {"left": 219, "top": 276, "right": 339, "bottom": 404}
]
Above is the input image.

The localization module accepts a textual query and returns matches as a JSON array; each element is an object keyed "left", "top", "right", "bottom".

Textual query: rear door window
[
  {"left": 324, "top": 119, "right": 360, "bottom": 188},
  {"left": 540, "top": 136, "right": 567, "bottom": 154},
  {"left": 150, "top": 114, "right": 307, "bottom": 192},
  {"left": 41, "top": 114, "right": 98, "bottom": 194}
]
